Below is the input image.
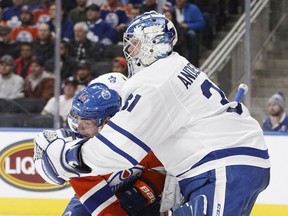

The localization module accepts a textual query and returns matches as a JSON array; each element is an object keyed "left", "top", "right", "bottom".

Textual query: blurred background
[{"left": 0, "top": 0, "right": 287, "bottom": 129}]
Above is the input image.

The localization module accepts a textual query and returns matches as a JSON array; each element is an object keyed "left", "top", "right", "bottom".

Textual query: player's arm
[
  {"left": 81, "top": 85, "right": 186, "bottom": 174},
  {"left": 34, "top": 85, "right": 187, "bottom": 184},
  {"left": 139, "top": 151, "right": 166, "bottom": 195},
  {"left": 118, "top": 152, "right": 166, "bottom": 214},
  {"left": 69, "top": 176, "right": 128, "bottom": 216}
]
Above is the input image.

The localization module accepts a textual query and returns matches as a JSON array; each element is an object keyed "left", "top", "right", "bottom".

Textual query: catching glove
[{"left": 33, "top": 129, "right": 91, "bottom": 185}]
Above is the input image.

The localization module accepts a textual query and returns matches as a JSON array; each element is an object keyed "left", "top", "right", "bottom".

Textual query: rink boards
[{"left": 0, "top": 128, "right": 287, "bottom": 216}]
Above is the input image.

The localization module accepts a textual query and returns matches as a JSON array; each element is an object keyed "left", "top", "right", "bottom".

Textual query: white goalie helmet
[{"left": 123, "top": 11, "right": 178, "bottom": 77}]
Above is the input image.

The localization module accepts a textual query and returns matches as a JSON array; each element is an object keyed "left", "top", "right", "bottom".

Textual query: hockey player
[
  {"left": 49, "top": 73, "right": 166, "bottom": 216},
  {"left": 34, "top": 11, "right": 270, "bottom": 216}
]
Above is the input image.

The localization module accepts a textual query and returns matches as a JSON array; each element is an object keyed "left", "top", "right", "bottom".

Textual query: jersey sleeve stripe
[
  {"left": 176, "top": 147, "right": 269, "bottom": 177},
  {"left": 80, "top": 180, "right": 107, "bottom": 203},
  {"left": 107, "top": 120, "right": 151, "bottom": 152},
  {"left": 81, "top": 181, "right": 115, "bottom": 214},
  {"left": 97, "top": 133, "right": 139, "bottom": 165},
  {"left": 91, "top": 196, "right": 118, "bottom": 216}
]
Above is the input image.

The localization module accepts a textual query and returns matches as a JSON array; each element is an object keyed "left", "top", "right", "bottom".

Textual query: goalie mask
[
  {"left": 123, "top": 11, "right": 178, "bottom": 77},
  {"left": 67, "top": 83, "right": 121, "bottom": 136}
]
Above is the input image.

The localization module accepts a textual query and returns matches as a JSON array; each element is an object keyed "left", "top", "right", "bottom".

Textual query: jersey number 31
[{"left": 122, "top": 94, "right": 141, "bottom": 112}]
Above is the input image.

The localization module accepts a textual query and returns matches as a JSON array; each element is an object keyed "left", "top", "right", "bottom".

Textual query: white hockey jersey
[{"left": 82, "top": 52, "right": 270, "bottom": 180}]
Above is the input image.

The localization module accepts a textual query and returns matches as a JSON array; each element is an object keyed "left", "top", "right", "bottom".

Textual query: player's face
[
  {"left": 124, "top": 38, "right": 141, "bottom": 58},
  {"left": 77, "top": 117, "right": 98, "bottom": 138},
  {"left": 268, "top": 103, "right": 282, "bottom": 117},
  {"left": 126, "top": 38, "right": 141, "bottom": 57},
  {"left": 129, "top": 39, "right": 141, "bottom": 56}
]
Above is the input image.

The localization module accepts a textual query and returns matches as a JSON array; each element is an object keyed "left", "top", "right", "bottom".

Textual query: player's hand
[
  {"left": 119, "top": 179, "right": 158, "bottom": 214},
  {"left": 33, "top": 130, "right": 91, "bottom": 185}
]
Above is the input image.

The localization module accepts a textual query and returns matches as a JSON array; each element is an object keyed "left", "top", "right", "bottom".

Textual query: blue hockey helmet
[
  {"left": 68, "top": 83, "right": 121, "bottom": 132},
  {"left": 123, "top": 11, "right": 178, "bottom": 77}
]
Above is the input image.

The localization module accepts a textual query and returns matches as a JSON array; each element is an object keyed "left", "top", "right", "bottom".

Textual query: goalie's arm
[
  {"left": 80, "top": 85, "right": 182, "bottom": 175},
  {"left": 34, "top": 130, "right": 147, "bottom": 185},
  {"left": 34, "top": 85, "right": 181, "bottom": 184}
]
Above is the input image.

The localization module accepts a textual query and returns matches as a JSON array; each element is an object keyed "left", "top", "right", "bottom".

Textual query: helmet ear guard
[{"left": 123, "top": 11, "right": 178, "bottom": 77}]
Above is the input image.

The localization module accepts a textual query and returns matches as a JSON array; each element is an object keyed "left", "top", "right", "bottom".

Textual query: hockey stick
[{"left": 234, "top": 83, "right": 248, "bottom": 102}]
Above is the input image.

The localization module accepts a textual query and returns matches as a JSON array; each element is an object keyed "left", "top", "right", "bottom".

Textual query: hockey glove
[
  {"left": 33, "top": 129, "right": 91, "bottom": 185},
  {"left": 119, "top": 179, "right": 158, "bottom": 214}
]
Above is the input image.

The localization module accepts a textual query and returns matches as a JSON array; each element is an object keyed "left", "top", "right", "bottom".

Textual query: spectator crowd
[
  {"left": 262, "top": 92, "right": 288, "bottom": 133},
  {"left": 0, "top": 0, "right": 241, "bottom": 127}
]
